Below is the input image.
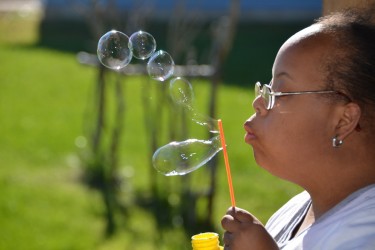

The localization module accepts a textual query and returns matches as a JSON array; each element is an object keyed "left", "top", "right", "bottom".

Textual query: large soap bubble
[
  {"left": 152, "top": 137, "right": 222, "bottom": 176},
  {"left": 97, "top": 30, "right": 133, "bottom": 70},
  {"left": 152, "top": 77, "right": 222, "bottom": 176}
]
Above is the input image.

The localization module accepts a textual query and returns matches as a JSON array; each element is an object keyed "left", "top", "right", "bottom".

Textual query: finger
[
  {"left": 221, "top": 214, "right": 239, "bottom": 232},
  {"left": 222, "top": 231, "right": 233, "bottom": 246},
  {"left": 225, "top": 206, "right": 252, "bottom": 218},
  {"left": 226, "top": 206, "right": 237, "bottom": 216}
]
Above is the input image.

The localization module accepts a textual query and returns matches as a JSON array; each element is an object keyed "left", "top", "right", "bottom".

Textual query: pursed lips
[{"left": 244, "top": 122, "right": 256, "bottom": 143}]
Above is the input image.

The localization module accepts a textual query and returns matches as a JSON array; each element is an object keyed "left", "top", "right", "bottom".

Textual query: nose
[{"left": 252, "top": 95, "right": 267, "bottom": 115}]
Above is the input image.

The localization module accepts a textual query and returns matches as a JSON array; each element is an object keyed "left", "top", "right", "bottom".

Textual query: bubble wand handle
[{"left": 218, "top": 119, "right": 236, "bottom": 208}]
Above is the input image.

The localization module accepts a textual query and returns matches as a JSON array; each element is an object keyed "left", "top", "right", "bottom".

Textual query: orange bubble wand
[{"left": 218, "top": 119, "right": 236, "bottom": 208}]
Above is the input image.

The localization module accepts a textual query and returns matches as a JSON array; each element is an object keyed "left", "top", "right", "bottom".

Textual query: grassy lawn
[{"left": 0, "top": 12, "right": 302, "bottom": 249}]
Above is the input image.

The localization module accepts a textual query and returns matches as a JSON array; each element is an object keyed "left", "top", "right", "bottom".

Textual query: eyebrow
[{"left": 274, "top": 71, "right": 294, "bottom": 81}]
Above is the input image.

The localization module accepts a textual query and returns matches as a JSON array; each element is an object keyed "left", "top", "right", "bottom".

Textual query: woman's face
[{"left": 244, "top": 25, "right": 338, "bottom": 184}]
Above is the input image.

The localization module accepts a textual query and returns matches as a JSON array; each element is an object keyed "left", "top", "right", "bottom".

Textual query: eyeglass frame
[{"left": 254, "top": 81, "right": 350, "bottom": 110}]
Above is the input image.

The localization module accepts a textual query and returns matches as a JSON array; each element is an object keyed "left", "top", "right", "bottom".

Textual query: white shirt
[{"left": 265, "top": 185, "right": 375, "bottom": 250}]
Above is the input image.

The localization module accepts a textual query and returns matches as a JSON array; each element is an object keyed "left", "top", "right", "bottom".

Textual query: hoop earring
[{"left": 332, "top": 136, "right": 343, "bottom": 148}]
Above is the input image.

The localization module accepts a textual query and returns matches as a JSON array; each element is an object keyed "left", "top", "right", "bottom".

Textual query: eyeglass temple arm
[{"left": 272, "top": 90, "right": 337, "bottom": 96}]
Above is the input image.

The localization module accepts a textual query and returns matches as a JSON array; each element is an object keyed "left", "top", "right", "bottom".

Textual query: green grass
[{"left": 0, "top": 13, "right": 302, "bottom": 249}]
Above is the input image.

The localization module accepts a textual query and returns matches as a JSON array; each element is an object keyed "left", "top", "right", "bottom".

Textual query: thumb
[
  {"left": 234, "top": 208, "right": 263, "bottom": 226},
  {"left": 233, "top": 208, "right": 253, "bottom": 222}
]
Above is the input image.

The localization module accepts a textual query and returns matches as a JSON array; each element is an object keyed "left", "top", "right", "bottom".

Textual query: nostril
[
  {"left": 252, "top": 96, "right": 263, "bottom": 110},
  {"left": 252, "top": 95, "right": 269, "bottom": 116}
]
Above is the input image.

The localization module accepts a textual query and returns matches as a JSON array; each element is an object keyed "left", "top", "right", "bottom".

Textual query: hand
[{"left": 221, "top": 207, "right": 279, "bottom": 250}]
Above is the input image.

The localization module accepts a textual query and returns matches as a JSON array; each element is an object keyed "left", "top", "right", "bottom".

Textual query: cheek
[
  {"left": 253, "top": 114, "right": 329, "bottom": 173},
  {"left": 252, "top": 118, "right": 294, "bottom": 168}
]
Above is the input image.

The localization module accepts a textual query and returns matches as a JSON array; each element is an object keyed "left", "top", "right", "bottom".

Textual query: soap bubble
[
  {"left": 152, "top": 136, "right": 222, "bottom": 176},
  {"left": 147, "top": 50, "right": 175, "bottom": 81},
  {"left": 190, "top": 112, "right": 219, "bottom": 134},
  {"left": 129, "top": 31, "right": 157, "bottom": 60},
  {"left": 169, "top": 77, "right": 194, "bottom": 107},
  {"left": 96, "top": 29, "right": 222, "bottom": 177},
  {"left": 97, "top": 30, "right": 133, "bottom": 70},
  {"left": 152, "top": 79, "right": 222, "bottom": 176}
]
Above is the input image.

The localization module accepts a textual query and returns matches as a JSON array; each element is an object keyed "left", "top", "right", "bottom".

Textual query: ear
[{"left": 334, "top": 102, "right": 361, "bottom": 140}]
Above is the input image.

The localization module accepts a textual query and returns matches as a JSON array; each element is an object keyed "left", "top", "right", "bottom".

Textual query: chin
[
  {"left": 253, "top": 152, "right": 285, "bottom": 178},
  {"left": 253, "top": 151, "right": 267, "bottom": 170}
]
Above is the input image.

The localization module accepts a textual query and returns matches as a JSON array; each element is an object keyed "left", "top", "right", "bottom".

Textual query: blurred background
[{"left": 0, "top": 0, "right": 366, "bottom": 249}]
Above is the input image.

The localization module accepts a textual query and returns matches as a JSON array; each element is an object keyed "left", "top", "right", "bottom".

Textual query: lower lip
[{"left": 245, "top": 132, "right": 256, "bottom": 142}]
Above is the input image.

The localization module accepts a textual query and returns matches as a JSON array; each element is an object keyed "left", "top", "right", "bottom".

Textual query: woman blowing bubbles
[{"left": 221, "top": 6, "right": 375, "bottom": 250}]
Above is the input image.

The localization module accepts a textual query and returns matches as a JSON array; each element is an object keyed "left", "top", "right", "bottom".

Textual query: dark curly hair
[{"left": 316, "top": 5, "right": 375, "bottom": 124}]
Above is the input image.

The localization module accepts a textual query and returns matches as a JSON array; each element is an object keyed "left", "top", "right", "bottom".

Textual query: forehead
[
  {"left": 282, "top": 24, "right": 323, "bottom": 48},
  {"left": 272, "top": 25, "right": 333, "bottom": 88}
]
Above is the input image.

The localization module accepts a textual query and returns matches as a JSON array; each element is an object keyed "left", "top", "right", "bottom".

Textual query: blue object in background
[{"left": 42, "top": 0, "right": 322, "bottom": 21}]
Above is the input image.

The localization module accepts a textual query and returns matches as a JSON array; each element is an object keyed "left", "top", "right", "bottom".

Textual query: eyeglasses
[{"left": 255, "top": 81, "right": 343, "bottom": 110}]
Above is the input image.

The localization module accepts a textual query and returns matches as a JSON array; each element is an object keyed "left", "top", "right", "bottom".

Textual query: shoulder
[
  {"left": 266, "top": 191, "right": 310, "bottom": 227},
  {"left": 304, "top": 185, "right": 375, "bottom": 249},
  {"left": 266, "top": 191, "right": 311, "bottom": 242}
]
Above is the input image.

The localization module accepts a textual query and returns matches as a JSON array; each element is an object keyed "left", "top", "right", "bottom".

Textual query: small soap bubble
[
  {"left": 147, "top": 50, "right": 175, "bottom": 81},
  {"left": 97, "top": 30, "right": 133, "bottom": 70},
  {"left": 169, "top": 77, "right": 218, "bottom": 133},
  {"left": 169, "top": 77, "right": 194, "bottom": 107},
  {"left": 190, "top": 112, "right": 220, "bottom": 134},
  {"left": 152, "top": 136, "right": 222, "bottom": 176},
  {"left": 129, "top": 30, "right": 157, "bottom": 60}
]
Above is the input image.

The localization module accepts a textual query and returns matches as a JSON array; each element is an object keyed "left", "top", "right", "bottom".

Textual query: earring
[{"left": 332, "top": 136, "right": 343, "bottom": 148}]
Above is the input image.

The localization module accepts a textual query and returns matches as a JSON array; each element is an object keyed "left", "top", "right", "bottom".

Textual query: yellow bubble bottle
[{"left": 191, "top": 232, "right": 223, "bottom": 250}]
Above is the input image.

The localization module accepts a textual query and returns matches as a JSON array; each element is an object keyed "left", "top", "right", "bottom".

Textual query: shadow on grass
[{"left": 135, "top": 189, "right": 217, "bottom": 236}]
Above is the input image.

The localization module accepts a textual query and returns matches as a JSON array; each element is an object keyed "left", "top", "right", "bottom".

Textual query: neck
[
  {"left": 306, "top": 170, "right": 375, "bottom": 219},
  {"left": 304, "top": 144, "right": 375, "bottom": 218}
]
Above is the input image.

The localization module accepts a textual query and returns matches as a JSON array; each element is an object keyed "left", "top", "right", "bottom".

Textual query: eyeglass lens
[{"left": 255, "top": 82, "right": 272, "bottom": 109}]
